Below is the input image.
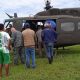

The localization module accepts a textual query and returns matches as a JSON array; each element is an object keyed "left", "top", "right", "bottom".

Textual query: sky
[{"left": 0, "top": 0, "right": 80, "bottom": 23}]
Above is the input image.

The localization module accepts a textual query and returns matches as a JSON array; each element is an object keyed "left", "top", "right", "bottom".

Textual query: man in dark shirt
[{"left": 42, "top": 22, "right": 56, "bottom": 64}]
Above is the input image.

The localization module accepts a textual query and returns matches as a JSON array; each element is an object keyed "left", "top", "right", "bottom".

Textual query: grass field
[{"left": 1, "top": 45, "right": 80, "bottom": 80}]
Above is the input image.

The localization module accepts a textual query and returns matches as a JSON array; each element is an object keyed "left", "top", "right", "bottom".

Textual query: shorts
[{"left": 0, "top": 49, "right": 10, "bottom": 64}]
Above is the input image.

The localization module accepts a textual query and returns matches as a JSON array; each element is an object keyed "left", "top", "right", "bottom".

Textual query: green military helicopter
[{"left": 4, "top": 0, "right": 80, "bottom": 49}]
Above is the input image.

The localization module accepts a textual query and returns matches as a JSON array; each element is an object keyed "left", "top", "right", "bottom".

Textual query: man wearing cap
[
  {"left": 5, "top": 24, "right": 12, "bottom": 36},
  {"left": 0, "top": 23, "right": 11, "bottom": 77},
  {"left": 22, "top": 23, "right": 36, "bottom": 68},
  {"left": 41, "top": 22, "right": 56, "bottom": 64}
]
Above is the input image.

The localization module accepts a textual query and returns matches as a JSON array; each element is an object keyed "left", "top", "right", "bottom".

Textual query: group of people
[{"left": 0, "top": 20, "right": 57, "bottom": 77}]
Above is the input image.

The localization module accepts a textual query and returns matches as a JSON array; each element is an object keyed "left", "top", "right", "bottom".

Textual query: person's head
[
  {"left": 11, "top": 27, "right": 16, "bottom": 32},
  {"left": 45, "top": 19, "right": 56, "bottom": 29},
  {"left": 0, "top": 23, "right": 4, "bottom": 31},
  {"left": 24, "top": 23, "right": 30, "bottom": 29},
  {"left": 44, "top": 22, "right": 51, "bottom": 28},
  {"left": 8, "top": 24, "right": 12, "bottom": 28},
  {"left": 37, "top": 22, "right": 43, "bottom": 29}
]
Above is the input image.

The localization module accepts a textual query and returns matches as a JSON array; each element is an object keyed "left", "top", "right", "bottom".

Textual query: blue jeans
[
  {"left": 44, "top": 43, "right": 54, "bottom": 58},
  {"left": 25, "top": 47, "right": 36, "bottom": 68}
]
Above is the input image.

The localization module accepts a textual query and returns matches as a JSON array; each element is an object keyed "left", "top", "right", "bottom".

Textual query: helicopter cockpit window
[
  {"left": 78, "top": 22, "right": 80, "bottom": 30},
  {"left": 61, "top": 22, "right": 75, "bottom": 32}
]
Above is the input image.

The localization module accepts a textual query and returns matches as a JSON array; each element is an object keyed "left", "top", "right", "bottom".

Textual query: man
[
  {"left": 42, "top": 22, "right": 56, "bottom": 64},
  {"left": 22, "top": 23, "right": 36, "bottom": 68},
  {"left": 11, "top": 27, "right": 25, "bottom": 65},
  {"left": 36, "top": 22, "right": 43, "bottom": 57},
  {"left": 5, "top": 24, "right": 12, "bottom": 36},
  {"left": 0, "top": 23, "right": 11, "bottom": 77}
]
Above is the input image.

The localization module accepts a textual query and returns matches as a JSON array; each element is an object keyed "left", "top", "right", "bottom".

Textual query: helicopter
[
  {"left": 4, "top": 14, "right": 80, "bottom": 49},
  {"left": 4, "top": 0, "right": 80, "bottom": 49}
]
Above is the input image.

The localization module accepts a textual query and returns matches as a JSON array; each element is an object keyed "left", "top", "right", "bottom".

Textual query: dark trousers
[{"left": 13, "top": 47, "right": 25, "bottom": 65}]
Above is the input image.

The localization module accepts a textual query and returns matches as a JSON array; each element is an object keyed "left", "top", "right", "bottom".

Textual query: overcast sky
[{"left": 0, "top": 0, "right": 80, "bottom": 23}]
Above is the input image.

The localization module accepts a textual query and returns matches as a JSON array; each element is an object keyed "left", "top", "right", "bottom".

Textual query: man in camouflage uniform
[{"left": 11, "top": 27, "right": 25, "bottom": 65}]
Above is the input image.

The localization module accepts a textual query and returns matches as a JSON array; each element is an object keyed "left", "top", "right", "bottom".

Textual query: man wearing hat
[
  {"left": 22, "top": 23, "right": 36, "bottom": 68},
  {"left": 5, "top": 24, "right": 12, "bottom": 36}
]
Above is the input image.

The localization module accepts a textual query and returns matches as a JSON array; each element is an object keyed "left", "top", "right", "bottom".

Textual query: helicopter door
[
  {"left": 57, "top": 18, "right": 76, "bottom": 46},
  {"left": 75, "top": 20, "right": 80, "bottom": 44}
]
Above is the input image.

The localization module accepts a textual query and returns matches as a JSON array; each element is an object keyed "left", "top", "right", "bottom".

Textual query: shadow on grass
[{"left": 55, "top": 45, "right": 80, "bottom": 55}]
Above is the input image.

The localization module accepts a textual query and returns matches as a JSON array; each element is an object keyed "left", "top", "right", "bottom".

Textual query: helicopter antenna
[
  {"left": 5, "top": 13, "right": 18, "bottom": 18},
  {"left": 44, "top": 0, "right": 52, "bottom": 10},
  {"left": 5, "top": 13, "right": 13, "bottom": 18}
]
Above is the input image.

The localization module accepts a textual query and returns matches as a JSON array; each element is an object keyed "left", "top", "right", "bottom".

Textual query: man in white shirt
[{"left": 0, "top": 24, "right": 11, "bottom": 77}]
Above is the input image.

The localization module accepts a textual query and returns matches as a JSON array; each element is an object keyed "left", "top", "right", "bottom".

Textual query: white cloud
[
  {"left": 1, "top": 0, "right": 44, "bottom": 9},
  {"left": 0, "top": 0, "right": 80, "bottom": 23},
  {"left": 53, "top": 0, "right": 80, "bottom": 8}
]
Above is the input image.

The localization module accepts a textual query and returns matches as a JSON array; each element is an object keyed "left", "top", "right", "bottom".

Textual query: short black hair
[
  {"left": 0, "top": 23, "right": 4, "bottom": 30},
  {"left": 24, "top": 23, "right": 30, "bottom": 29}
]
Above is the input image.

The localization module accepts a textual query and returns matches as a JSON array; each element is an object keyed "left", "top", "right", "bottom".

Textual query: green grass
[{"left": 1, "top": 45, "right": 80, "bottom": 80}]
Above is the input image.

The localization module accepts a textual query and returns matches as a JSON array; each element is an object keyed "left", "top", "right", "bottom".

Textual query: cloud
[
  {"left": 1, "top": 0, "right": 44, "bottom": 9},
  {"left": 53, "top": 0, "right": 80, "bottom": 8},
  {"left": 0, "top": 0, "right": 44, "bottom": 23},
  {"left": 0, "top": 0, "right": 80, "bottom": 23}
]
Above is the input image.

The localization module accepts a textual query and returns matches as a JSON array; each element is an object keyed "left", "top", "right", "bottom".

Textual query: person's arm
[
  {"left": 5, "top": 32, "right": 11, "bottom": 50},
  {"left": 35, "top": 31, "right": 38, "bottom": 41},
  {"left": 52, "top": 30, "right": 57, "bottom": 43},
  {"left": 34, "top": 32, "right": 37, "bottom": 48},
  {"left": 7, "top": 39, "right": 11, "bottom": 50},
  {"left": 22, "top": 34, "right": 24, "bottom": 47},
  {"left": 11, "top": 32, "right": 16, "bottom": 47},
  {"left": 41, "top": 30, "right": 44, "bottom": 42}
]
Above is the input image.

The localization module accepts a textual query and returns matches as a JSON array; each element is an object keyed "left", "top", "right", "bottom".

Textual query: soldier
[
  {"left": 11, "top": 27, "right": 25, "bottom": 65},
  {"left": 36, "top": 22, "right": 43, "bottom": 57},
  {"left": 22, "top": 23, "right": 36, "bottom": 68}
]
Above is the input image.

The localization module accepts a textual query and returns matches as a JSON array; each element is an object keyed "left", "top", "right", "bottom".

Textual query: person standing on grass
[
  {"left": 5, "top": 24, "right": 12, "bottom": 36},
  {"left": 0, "top": 23, "right": 11, "bottom": 77},
  {"left": 36, "top": 22, "right": 43, "bottom": 57},
  {"left": 11, "top": 27, "right": 25, "bottom": 65},
  {"left": 22, "top": 23, "right": 36, "bottom": 68},
  {"left": 41, "top": 22, "right": 56, "bottom": 64}
]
